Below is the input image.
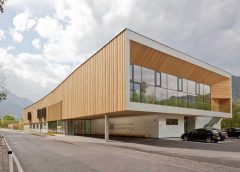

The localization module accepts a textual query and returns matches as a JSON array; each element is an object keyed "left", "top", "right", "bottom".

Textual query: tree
[
  {"left": 0, "top": 65, "right": 7, "bottom": 101},
  {"left": 221, "top": 98, "right": 240, "bottom": 129},
  {"left": 0, "top": 86, "right": 7, "bottom": 101},
  {"left": 0, "top": 115, "right": 17, "bottom": 128},
  {"left": 0, "top": 0, "right": 7, "bottom": 13}
]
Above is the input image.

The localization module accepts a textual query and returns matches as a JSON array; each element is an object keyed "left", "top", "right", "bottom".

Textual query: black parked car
[
  {"left": 181, "top": 128, "right": 221, "bottom": 143},
  {"left": 226, "top": 128, "right": 240, "bottom": 138},
  {"left": 206, "top": 128, "right": 228, "bottom": 141}
]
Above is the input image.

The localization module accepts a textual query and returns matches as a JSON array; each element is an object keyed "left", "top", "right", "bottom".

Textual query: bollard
[{"left": 8, "top": 150, "right": 13, "bottom": 172}]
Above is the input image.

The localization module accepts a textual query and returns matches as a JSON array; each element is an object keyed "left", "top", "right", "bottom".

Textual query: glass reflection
[
  {"left": 156, "top": 87, "right": 168, "bottom": 105},
  {"left": 130, "top": 64, "right": 212, "bottom": 112},
  {"left": 142, "top": 67, "right": 155, "bottom": 85},
  {"left": 133, "top": 65, "right": 141, "bottom": 83}
]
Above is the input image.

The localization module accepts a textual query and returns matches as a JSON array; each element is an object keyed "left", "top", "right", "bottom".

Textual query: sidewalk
[{"left": 0, "top": 137, "right": 9, "bottom": 172}]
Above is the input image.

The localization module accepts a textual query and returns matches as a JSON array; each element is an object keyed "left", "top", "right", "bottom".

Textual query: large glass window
[
  {"left": 168, "top": 74, "right": 177, "bottom": 90},
  {"left": 195, "top": 83, "right": 200, "bottom": 95},
  {"left": 140, "top": 84, "right": 155, "bottom": 104},
  {"left": 133, "top": 83, "right": 141, "bottom": 102},
  {"left": 203, "top": 85, "right": 211, "bottom": 110},
  {"left": 188, "top": 94, "right": 196, "bottom": 109},
  {"left": 133, "top": 65, "right": 141, "bottom": 83},
  {"left": 130, "top": 65, "right": 133, "bottom": 82},
  {"left": 129, "top": 65, "right": 212, "bottom": 112},
  {"left": 183, "top": 79, "right": 188, "bottom": 93},
  {"left": 177, "top": 91, "right": 188, "bottom": 108},
  {"left": 178, "top": 78, "right": 183, "bottom": 91},
  {"left": 130, "top": 82, "right": 134, "bottom": 101},
  {"left": 142, "top": 67, "right": 155, "bottom": 85},
  {"left": 168, "top": 90, "right": 178, "bottom": 106},
  {"left": 161, "top": 73, "right": 167, "bottom": 88},
  {"left": 155, "top": 72, "right": 161, "bottom": 87},
  {"left": 188, "top": 80, "right": 195, "bottom": 94},
  {"left": 156, "top": 87, "right": 168, "bottom": 105}
]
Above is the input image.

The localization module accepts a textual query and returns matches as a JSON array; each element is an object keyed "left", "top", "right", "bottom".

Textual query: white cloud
[
  {"left": 10, "top": 8, "right": 36, "bottom": 43},
  {"left": 32, "top": 38, "right": 41, "bottom": 49},
  {"left": 7, "top": 46, "right": 15, "bottom": 51},
  {"left": 35, "top": 16, "right": 62, "bottom": 39},
  {"left": 13, "top": 9, "right": 36, "bottom": 32},
  {"left": 2, "top": 0, "right": 240, "bottom": 102},
  {"left": 0, "top": 29, "right": 5, "bottom": 40},
  {"left": 0, "top": 48, "right": 74, "bottom": 101},
  {"left": 10, "top": 30, "right": 23, "bottom": 43}
]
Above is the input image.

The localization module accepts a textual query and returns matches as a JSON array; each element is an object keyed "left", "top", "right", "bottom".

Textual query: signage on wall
[{"left": 109, "top": 122, "right": 135, "bottom": 130}]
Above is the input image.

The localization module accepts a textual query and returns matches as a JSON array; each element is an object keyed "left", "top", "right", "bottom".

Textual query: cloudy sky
[{"left": 0, "top": 0, "right": 240, "bottom": 101}]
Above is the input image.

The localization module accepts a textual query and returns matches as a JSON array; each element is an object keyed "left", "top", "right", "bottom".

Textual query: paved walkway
[{"left": 0, "top": 136, "right": 9, "bottom": 172}]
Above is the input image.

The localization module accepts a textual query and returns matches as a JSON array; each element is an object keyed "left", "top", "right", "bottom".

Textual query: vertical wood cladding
[
  {"left": 211, "top": 79, "right": 231, "bottom": 113},
  {"left": 23, "top": 32, "right": 126, "bottom": 124},
  {"left": 48, "top": 102, "right": 62, "bottom": 121}
]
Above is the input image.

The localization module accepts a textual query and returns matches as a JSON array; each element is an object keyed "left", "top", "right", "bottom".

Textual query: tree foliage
[
  {"left": 0, "top": 86, "right": 7, "bottom": 101},
  {"left": 221, "top": 99, "right": 240, "bottom": 129},
  {"left": 0, "top": 115, "right": 17, "bottom": 128},
  {"left": 0, "top": 0, "right": 7, "bottom": 13},
  {"left": 0, "top": 65, "right": 7, "bottom": 101}
]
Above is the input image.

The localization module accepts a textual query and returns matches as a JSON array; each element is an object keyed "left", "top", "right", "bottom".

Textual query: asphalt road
[{"left": 1, "top": 130, "right": 239, "bottom": 172}]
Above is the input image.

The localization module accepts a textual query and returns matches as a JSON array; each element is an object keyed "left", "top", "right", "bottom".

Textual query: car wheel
[
  {"left": 206, "top": 138, "right": 212, "bottom": 143},
  {"left": 183, "top": 136, "right": 188, "bottom": 141}
]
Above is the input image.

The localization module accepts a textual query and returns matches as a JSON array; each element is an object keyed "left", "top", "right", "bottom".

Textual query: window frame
[
  {"left": 166, "top": 119, "right": 179, "bottom": 125},
  {"left": 177, "top": 77, "right": 183, "bottom": 92},
  {"left": 155, "top": 71, "right": 161, "bottom": 87}
]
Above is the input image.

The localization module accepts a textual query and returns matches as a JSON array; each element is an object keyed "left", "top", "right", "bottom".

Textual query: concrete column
[{"left": 104, "top": 114, "right": 109, "bottom": 141}]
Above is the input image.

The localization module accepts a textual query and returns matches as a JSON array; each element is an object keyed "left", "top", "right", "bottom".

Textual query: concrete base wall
[
  {"left": 24, "top": 123, "right": 48, "bottom": 133},
  {"left": 92, "top": 115, "right": 159, "bottom": 138},
  {"left": 159, "top": 114, "right": 184, "bottom": 138},
  {"left": 195, "top": 117, "right": 221, "bottom": 129},
  {"left": 24, "top": 115, "right": 222, "bottom": 138}
]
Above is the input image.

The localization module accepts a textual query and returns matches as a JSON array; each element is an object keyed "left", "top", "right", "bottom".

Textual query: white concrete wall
[
  {"left": 158, "top": 114, "right": 184, "bottom": 138},
  {"left": 92, "top": 115, "right": 159, "bottom": 138},
  {"left": 195, "top": 117, "right": 221, "bottom": 129},
  {"left": 24, "top": 124, "right": 30, "bottom": 131},
  {"left": 24, "top": 123, "right": 48, "bottom": 133}
]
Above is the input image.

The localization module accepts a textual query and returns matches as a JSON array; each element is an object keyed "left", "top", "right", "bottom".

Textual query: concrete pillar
[{"left": 105, "top": 114, "right": 109, "bottom": 141}]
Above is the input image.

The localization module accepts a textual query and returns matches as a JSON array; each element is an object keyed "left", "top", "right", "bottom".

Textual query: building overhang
[{"left": 127, "top": 102, "right": 231, "bottom": 118}]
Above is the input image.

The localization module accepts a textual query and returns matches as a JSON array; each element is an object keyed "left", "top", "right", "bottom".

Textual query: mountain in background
[
  {"left": 232, "top": 75, "right": 240, "bottom": 102},
  {"left": 0, "top": 91, "right": 32, "bottom": 119}
]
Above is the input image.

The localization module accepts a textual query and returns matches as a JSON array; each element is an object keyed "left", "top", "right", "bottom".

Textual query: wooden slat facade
[
  {"left": 48, "top": 102, "right": 62, "bottom": 121},
  {"left": 23, "top": 31, "right": 126, "bottom": 124},
  {"left": 23, "top": 30, "right": 231, "bottom": 124}
]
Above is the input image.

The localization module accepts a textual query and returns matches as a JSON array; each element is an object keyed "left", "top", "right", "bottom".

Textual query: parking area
[{"left": 109, "top": 136, "right": 240, "bottom": 152}]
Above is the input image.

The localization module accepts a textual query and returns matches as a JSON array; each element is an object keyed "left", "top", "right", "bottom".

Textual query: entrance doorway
[{"left": 184, "top": 117, "right": 195, "bottom": 133}]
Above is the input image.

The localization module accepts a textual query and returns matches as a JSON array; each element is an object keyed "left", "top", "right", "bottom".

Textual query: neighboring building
[{"left": 23, "top": 29, "right": 232, "bottom": 139}]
